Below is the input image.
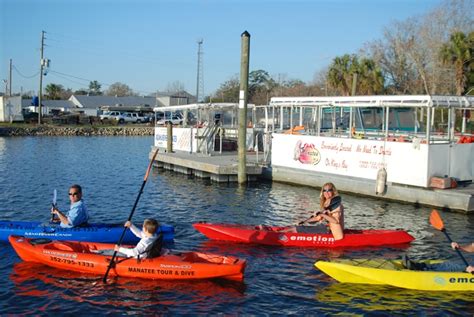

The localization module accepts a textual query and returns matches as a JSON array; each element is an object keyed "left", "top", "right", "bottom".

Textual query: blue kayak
[{"left": 0, "top": 221, "right": 174, "bottom": 244}]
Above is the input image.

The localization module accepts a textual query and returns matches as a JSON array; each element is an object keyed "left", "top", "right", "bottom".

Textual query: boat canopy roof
[
  {"left": 153, "top": 102, "right": 256, "bottom": 112},
  {"left": 270, "top": 95, "right": 474, "bottom": 109}
]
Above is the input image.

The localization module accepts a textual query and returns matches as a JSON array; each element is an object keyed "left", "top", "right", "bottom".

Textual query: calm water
[{"left": 0, "top": 136, "right": 473, "bottom": 315}]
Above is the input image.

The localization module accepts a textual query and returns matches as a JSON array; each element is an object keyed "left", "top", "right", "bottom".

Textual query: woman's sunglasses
[{"left": 323, "top": 188, "right": 333, "bottom": 193}]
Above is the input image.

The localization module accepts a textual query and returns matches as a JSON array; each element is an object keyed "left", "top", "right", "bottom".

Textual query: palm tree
[
  {"left": 45, "top": 83, "right": 64, "bottom": 100},
  {"left": 327, "top": 55, "right": 384, "bottom": 95},
  {"left": 327, "top": 54, "right": 355, "bottom": 96},
  {"left": 357, "top": 58, "right": 385, "bottom": 95},
  {"left": 439, "top": 31, "right": 472, "bottom": 95}
]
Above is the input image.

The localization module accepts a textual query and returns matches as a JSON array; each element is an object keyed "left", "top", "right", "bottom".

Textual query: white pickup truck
[{"left": 122, "top": 112, "right": 149, "bottom": 123}]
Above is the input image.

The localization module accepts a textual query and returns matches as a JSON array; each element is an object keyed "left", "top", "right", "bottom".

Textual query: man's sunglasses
[{"left": 68, "top": 192, "right": 80, "bottom": 196}]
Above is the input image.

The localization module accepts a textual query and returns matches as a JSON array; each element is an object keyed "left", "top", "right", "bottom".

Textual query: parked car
[
  {"left": 122, "top": 112, "right": 149, "bottom": 123},
  {"left": 22, "top": 111, "right": 39, "bottom": 123},
  {"left": 99, "top": 111, "right": 125, "bottom": 122},
  {"left": 157, "top": 113, "right": 183, "bottom": 125}
]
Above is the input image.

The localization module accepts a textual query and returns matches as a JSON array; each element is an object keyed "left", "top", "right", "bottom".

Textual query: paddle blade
[
  {"left": 143, "top": 148, "right": 159, "bottom": 181},
  {"left": 429, "top": 209, "right": 444, "bottom": 231},
  {"left": 52, "top": 189, "right": 57, "bottom": 206}
]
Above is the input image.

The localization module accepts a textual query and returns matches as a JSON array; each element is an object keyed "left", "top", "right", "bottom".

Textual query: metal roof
[
  {"left": 269, "top": 95, "right": 474, "bottom": 108},
  {"left": 153, "top": 103, "right": 256, "bottom": 112}
]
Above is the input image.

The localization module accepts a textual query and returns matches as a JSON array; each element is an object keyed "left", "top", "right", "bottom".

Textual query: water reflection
[
  {"left": 315, "top": 282, "right": 474, "bottom": 315},
  {"left": 9, "top": 262, "right": 246, "bottom": 315}
]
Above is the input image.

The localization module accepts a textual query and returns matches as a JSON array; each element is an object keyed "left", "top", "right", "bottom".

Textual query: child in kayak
[
  {"left": 304, "top": 183, "right": 345, "bottom": 240},
  {"left": 113, "top": 219, "right": 161, "bottom": 259},
  {"left": 403, "top": 241, "right": 474, "bottom": 273},
  {"left": 95, "top": 218, "right": 162, "bottom": 259}
]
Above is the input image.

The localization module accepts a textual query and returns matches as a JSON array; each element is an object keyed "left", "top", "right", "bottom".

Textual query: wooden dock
[{"left": 150, "top": 147, "right": 263, "bottom": 182}]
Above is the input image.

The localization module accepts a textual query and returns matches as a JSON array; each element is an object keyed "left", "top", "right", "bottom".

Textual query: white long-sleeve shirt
[{"left": 118, "top": 223, "right": 157, "bottom": 258}]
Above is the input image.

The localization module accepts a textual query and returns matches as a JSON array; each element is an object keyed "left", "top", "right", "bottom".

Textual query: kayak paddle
[
  {"left": 103, "top": 148, "right": 159, "bottom": 283},
  {"left": 429, "top": 209, "right": 471, "bottom": 272},
  {"left": 50, "top": 189, "right": 57, "bottom": 222},
  {"left": 297, "top": 195, "right": 342, "bottom": 225}
]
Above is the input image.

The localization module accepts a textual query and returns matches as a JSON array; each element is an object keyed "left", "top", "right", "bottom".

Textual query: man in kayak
[
  {"left": 403, "top": 241, "right": 474, "bottom": 273},
  {"left": 51, "top": 184, "right": 89, "bottom": 228},
  {"left": 113, "top": 219, "right": 161, "bottom": 259},
  {"left": 304, "top": 182, "right": 345, "bottom": 240}
]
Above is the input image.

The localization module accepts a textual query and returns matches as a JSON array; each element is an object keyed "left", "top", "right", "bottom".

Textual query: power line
[
  {"left": 13, "top": 65, "right": 40, "bottom": 79},
  {"left": 48, "top": 69, "right": 157, "bottom": 96}
]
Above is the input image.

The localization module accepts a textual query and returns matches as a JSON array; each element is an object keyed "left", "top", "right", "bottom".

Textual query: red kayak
[{"left": 193, "top": 223, "right": 414, "bottom": 248}]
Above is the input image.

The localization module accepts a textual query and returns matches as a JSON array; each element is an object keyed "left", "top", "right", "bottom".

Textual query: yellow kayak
[{"left": 315, "top": 259, "right": 474, "bottom": 291}]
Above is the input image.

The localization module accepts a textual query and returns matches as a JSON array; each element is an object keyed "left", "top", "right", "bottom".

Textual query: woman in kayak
[
  {"left": 305, "top": 182, "right": 345, "bottom": 240},
  {"left": 51, "top": 184, "right": 89, "bottom": 228},
  {"left": 403, "top": 241, "right": 474, "bottom": 273}
]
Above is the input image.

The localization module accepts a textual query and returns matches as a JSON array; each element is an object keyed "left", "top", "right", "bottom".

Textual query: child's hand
[
  {"left": 466, "top": 265, "right": 474, "bottom": 274},
  {"left": 124, "top": 221, "right": 131, "bottom": 228},
  {"left": 114, "top": 245, "right": 120, "bottom": 252}
]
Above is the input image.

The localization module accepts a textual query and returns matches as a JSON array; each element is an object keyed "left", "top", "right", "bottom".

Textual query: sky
[{"left": 0, "top": 0, "right": 442, "bottom": 97}]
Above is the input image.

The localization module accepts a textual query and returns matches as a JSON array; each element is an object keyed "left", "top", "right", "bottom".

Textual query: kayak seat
[{"left": 30, "top": 238, "right": 52, "bottom": 245}]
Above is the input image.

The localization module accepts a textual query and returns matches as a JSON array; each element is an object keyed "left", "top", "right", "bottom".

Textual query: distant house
[
  {"left": 19, "top": 92, "right": 197, "bottom": 117},
  {"left": 69, "top": 95, "right": 156, "bottom": 114},
  {"left": 22, "top": 99, "right": 76, "bottom": 115},
  {"left": 155, "top": 91, "right": 196, "bottom": 107}
]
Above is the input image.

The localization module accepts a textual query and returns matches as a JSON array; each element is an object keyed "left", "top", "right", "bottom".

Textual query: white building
[{"left": 0, "top": 96, "right": 23, "bottom": 122}]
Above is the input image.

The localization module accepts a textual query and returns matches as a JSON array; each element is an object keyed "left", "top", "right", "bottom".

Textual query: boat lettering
[
  {"left": 49, "top": 256, "right": 94, "bottom": 267},
  {"left": 181, "top": 270, "right": 194, "bottom": 276},
  {"left": 128, "top": 267, "right": 159, "bottom": 274},
  {"left": 159, "top": 264, "right": 192, "bottom": 270},
  {"left": 449, "top": 277, "right": 474, "bottom": 283},
  {"left": 26, "top": 232, "right": 73, "bottom": 237},
  {"left": 290, "top": 235, "right": 335, "bottom": 243},
  {"left": 43, "top": 250, "right": 77, "bottom": 259}
]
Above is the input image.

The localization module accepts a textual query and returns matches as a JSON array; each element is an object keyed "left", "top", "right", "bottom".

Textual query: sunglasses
[
  {"left": 68, "top": 192, "right": 80, "bottom": 196},
  {"left": 323, "top": 188, "right": 334, "bottom": 193}
]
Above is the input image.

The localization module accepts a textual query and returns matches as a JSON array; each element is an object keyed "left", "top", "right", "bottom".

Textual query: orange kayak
[{"left": 9, "top": 235, "right": 246, "bottom": 282}]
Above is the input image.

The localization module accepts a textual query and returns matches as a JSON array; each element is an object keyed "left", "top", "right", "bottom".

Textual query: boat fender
[{"left": 375, "top": 168, "right": 387, "bottom": 196}]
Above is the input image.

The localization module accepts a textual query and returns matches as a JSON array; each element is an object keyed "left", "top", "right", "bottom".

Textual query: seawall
[{"left": 0, "top": 126, "right": 154, "bottom": 137}]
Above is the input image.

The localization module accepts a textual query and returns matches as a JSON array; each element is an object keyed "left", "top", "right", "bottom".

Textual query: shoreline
[{"left": 0, "top": 125, "right": 154, "bottom": 136}]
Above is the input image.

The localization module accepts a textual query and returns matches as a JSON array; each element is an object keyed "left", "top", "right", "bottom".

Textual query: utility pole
[
  {"left": 38, "top": 30, "right": 45, "bottom": 124},
  {"left": 9, "top": 59, "right": 12, "bottom": 96},
  {"left": 195, "top": 39, "right": 204, "bottom": 103},
  {"left": 238, "top": 31, "right": 250, "bottom": 184}
]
